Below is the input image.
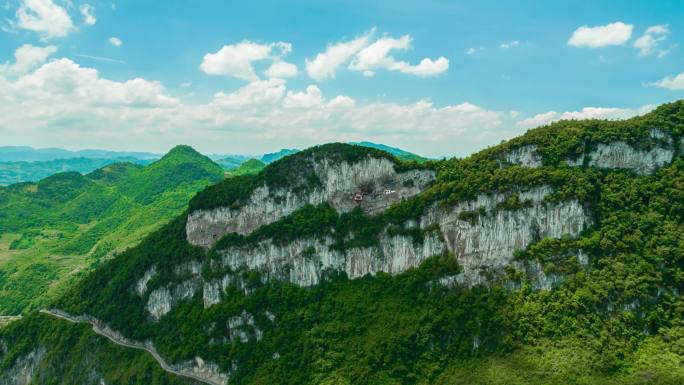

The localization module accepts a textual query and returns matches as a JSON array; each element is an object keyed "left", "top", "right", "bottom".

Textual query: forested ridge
[{"left": 3, "top": 101, "right": 684, "bottom": 384}]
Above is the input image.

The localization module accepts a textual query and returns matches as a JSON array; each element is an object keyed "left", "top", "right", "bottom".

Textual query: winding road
[{"left": 40, "top": 309, "right": 227, "bottom": 385}]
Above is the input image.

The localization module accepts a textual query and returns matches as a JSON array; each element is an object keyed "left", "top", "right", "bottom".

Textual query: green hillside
[
  {"left": 228, "top": 158, "right": 266, "bottom": 176},
  {"left": 0, "top": 145, "right": 224, "bottom": 315},
  {"left": 4, "top": 102, "right": 684, "bottom": 384}
]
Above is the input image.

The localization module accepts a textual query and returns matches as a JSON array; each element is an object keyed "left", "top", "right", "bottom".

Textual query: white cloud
[
  {"left": 499, "top": 41, "right": 519, "bottom": 49},
  {"left": 283, "top": 85, "right": 324, "bottom": 109},
  {"left": 348, "top": 35, "right": 448, "bottom": 77},
  {"left": 650, "top": 72, "right": 684, "bottom": 90},
  {"left": 516, "top": 105, "right": 655, "bottom": 128},
  {"left": 306, "top": 29, "right": 374, "bottom": 81},
  {"left": 108, "top": 37, "right": 123, "bottom": 47},
  {"left": 11, "top": 58, "right": 179, "bottom": 108},
  {"left": 200, "top": 41, "right": 292, "bottom": 81},
  {"left": 568, "top": 22, "right": 633, "bottom": 48},
  {"left": 79, "top": 4, "right": 95, "bottom": 25},
  {"left": 1, "top": 44, "right": 57, "bottom": 76},
  {"left": 0, "top": 55, "right": 510, "bottom": 157},
  {"left": 466, "top": 47, "right": 477, "bottom": 55},
  {"left": 264, "top": 60, "right": 298, "bottom": 78},
  {"left": 15, "top": 0, "right": 74, "bottom": 38},
  {"left": 4, "top": 55, "right": 663, "bottom": 158},
  {"left": 211, "top": 78, "right": 286, "bottom": 110},
  {"left": 633, "top": 24, "right": 670, "bottom": 57}
]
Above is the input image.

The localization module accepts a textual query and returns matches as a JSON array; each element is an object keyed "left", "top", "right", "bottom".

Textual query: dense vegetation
[
  {"left": 3, "top": 102, "right": 684, "bottom": 384},
  {"left": 0, "top": 145, "right": 224, "bottom": 315}
]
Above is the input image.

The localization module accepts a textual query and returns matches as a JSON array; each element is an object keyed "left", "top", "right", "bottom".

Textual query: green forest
[{"left": 0, "top": 145, "right": 224, "bottom": 314}]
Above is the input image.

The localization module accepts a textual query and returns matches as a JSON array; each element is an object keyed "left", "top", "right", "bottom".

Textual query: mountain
[
  {"left": 4, "top": 101, "right": 684, "bottom": 384},
  {"left": 260, "top": 148, "right": 299, "bottom": 164},
  {"left": 228, "top": 159, "right": 266, "bottom": 176},
  {"left": 0, "top": 146, "right": 159, "bottom": 162},
  {"left": 0, "top": 157, "right": 153, "bottom": 186},
  {"left": 215, "top": 156, "right": 247, "bottom": 171},
  {"left": 0, "top": 145, "right": 224, "bottom": 315},
  {"left": 350, "top": 141, "right": 428, "bottom": 162}
]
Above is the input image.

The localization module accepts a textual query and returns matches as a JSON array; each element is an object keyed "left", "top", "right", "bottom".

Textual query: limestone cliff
[
  {"left": 504, "top": 129, "right": 677, "bottom": 174},
  {"left": 186, "top": 156, "right": 435, "bottom": 248}
]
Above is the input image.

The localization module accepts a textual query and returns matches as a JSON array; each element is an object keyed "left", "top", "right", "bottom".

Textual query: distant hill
[
  {"left": 0, "top": 157, "right": 153, "bottom": 186},
  {"left": 215, "top": 156, "right": 247, "bottom": 170},
  {"left": 0, "top": 145, "right": 223, "bottom": 315},
  {"left": 261, "top": 148, "right": 299, "bottom": 163},
  {"left": 350, "top": 141, "right": 428, "bottom": 162},
  {"left": 0, "top": 146, "right": 159, "bottom": 162},
  {"left": 228, "top": 158, "right": 266, "bottom": 176}
]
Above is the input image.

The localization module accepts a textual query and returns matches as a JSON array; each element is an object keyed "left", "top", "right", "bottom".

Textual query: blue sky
[{"left": 1, "top": 0, "right": 683, "bottom": 157}]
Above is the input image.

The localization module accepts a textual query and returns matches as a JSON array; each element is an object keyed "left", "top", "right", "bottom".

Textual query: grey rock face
[
  {"left": 505, "top": 130, "right": 676, "bottom": 175},
  {"left": 504, "top": 145, "right": 543, "bottom": 167},
  {"left": 147, "top": 185, "right": 592, "bottom": 318},
  {"left": 147, "top": 278, "right": 202, "bottom": 321},
  {"left": 584, "top": 142, "right": 673, "bottom": 174},
  {"left": 0, "top": 348, "right": 45, "bottom": 385},
  {"left": 421, "top": 186, "right": 590, "bottom": 286},
  {"left": 134, "top": 266, "right": 157, "bottom": 296},
  {"left": 186, "top": 157, "right": 435, "bottom": 248}
]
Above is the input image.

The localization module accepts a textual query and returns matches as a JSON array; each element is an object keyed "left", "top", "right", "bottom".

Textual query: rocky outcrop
[
  {"left": 505, "top": 129, "right": 677, "bottom": 175},
  {"left": 216, "top": 233, "right": 446, "bottom": 288},
  {"left": 582, "top": 141, "right": 673, "bottom": 174},
  {"left": 421, "top": 186, "right": 590, "bottom": 286},
  {"left": 147, "top": 278, "right": 202, "bottom": 321},
  {"left": 0, "top": 348, "right": 45, "bottom": 385},
  {"left": 149, "top": 185, "right": 591, "bottom": 316},
  {"left": 186, "top": 157, "right": 435, "bottom": 248},
  {"left": 227, "top": 310, "right": 264, "bottom": 343},
  {"left": 504, "top": 145, "right": 543, "bottom": 167},
  {"left": 134, "top": 267, "right": 156, "bottom": 296}
]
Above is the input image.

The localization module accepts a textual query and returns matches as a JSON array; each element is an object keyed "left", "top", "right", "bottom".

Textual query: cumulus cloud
[
  {"left": 650, "top": 72, "right": 684, "bottom": 90},
  {"left": 348, "top": 35, "right": 448, "bottom": 77},
  {"left": 568, "top": 22, "right": 633, "bottom": 48},
  {"left": 264, "top": 60, "right": 298, "bottom": 78},
  {"left": 14, "top": 0, "right": 74, "bottom": 38},
  {"left": 1, "top": 44, "right": 57, "bottom": 76},
  {"left": 0, "top": 55, "right": 511, "bottom": 157},
  {"left": 633, "top": 25, "right": 670, "bottom": 57},
  {"left": 11, "top": 58, "right": 179, "bottom": 108},
  {"left": 305, "top": 29, "right": 374, "bottom": 81},
  {"left": 499, "top": 41, "right": 519, "bottom": 49},
  {"left": 79, "top": 4, "right": 96, "bottom": 25},
  {"left": 307, "top": 29, "right": 448, "bottom": 80},
  {"left": 516, "top": 105, "right": 655, "bottom": 128},
  {"left": 6, "top": 54, "right": 660, "bottom": 158},
  {"left": 200, "top": 41, "right": 292, "bottom": 81},
  {"left": 108, "top": 37, "right": 123, "bottom": 47}
]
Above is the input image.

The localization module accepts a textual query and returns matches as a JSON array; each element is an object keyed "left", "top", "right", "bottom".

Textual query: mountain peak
[{"left": 163, "top": 145, "right": 204, "bottom": 159}]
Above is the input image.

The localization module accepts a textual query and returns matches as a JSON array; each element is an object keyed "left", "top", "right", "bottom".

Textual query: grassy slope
[
  {"left": 0, "top": 145, "right": 224, "bottom": 315},
  {"left": 4, "top": 102, "right": 684, "bottom": 384}
]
